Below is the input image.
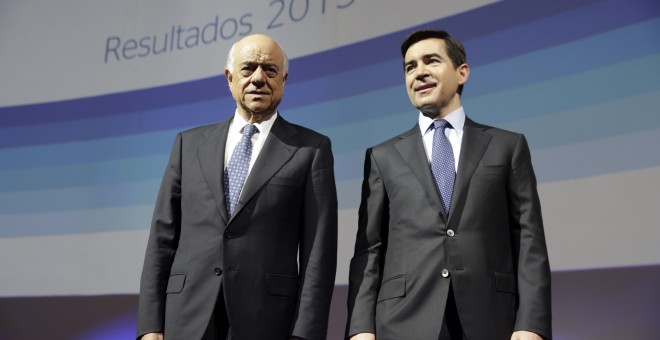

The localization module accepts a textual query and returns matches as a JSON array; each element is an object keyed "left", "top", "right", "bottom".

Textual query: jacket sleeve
[
  {"left": 345, "top": 148, "right": 388, "bottom": 338},
  {"left": 291, "top": 136, "right": 338, "bottom": 340},
  {"left": 136, "top": 133, "right": 182, "bottom": 339},
  {"left": 508, "top": 135, "right": 552, "bottom": 339}
]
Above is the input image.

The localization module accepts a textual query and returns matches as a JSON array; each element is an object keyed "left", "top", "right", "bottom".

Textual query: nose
[
  {"left": 251, "top": 66, "right": 266, "bottom": 86},
  {"left": 415, "top": 63, "right": 429, "bottom": 79}
]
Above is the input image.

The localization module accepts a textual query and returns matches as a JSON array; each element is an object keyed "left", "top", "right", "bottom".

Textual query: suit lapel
[
  {"left": 449, "top": 117, "right": 492, "bottom": 224},
  {"left": 393, "top": 126, "right": 446, "bottom": 216},
  {"left": 229, "top": 116, "right": 298, "bottom": 224},
  {"left": 198, "top": 119, "right": 231, "bottom": 224}
]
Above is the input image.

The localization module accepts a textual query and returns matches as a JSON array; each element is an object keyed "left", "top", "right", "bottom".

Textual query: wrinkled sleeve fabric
[
  {"left": 292, "top": 136, "right": 338, "bottom": 340},
  {"left": 507, "top": 135, "right": 552, "bottom": 339},
  {"left": 346, "top": 148, "right": 388, "bottom": 338},
  {"left": 136, "top": 134, "right": 182, "bottom": 339}
]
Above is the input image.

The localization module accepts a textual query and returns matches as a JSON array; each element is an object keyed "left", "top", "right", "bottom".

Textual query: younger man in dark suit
[{"left": 346, "top": 30, "right": 551, "bottom": 340}]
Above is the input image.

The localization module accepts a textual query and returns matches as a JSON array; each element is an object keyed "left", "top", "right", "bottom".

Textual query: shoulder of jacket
[
  {"left": 467, "top": 119, "right": 524, "bottom": 141},
  {"left": 180, "top": 122, "right": 218, "bottom": 136},
  {"left": 370, "top": 125, "right": 417, "bottom": 151}
]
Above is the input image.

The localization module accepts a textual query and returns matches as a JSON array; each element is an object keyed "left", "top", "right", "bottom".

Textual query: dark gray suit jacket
[
  {"left": 138, "top": 115, "right": 338, "bottom": 340},
  {"left": 346, "top": 118, "right": 551, "bottom": 339}
]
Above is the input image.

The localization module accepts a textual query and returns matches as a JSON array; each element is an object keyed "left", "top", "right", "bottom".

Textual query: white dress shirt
[
  {"left": 418, "top": 107, "right": 466, "bottom": 172},
  {"left": 224, "top": 111, "right": 277, "bottom": 177}
]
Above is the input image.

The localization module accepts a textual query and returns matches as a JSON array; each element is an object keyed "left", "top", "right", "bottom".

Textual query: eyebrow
[
  {"left": 241, "top": 61, "right": 279, "bottom": 70},
  {"left": 404, "top": 53, "right": 444, "bottom": 67}
]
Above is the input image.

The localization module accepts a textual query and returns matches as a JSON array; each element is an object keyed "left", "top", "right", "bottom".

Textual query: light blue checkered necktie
[
  {"left": 224, "top": 124, "right": 258, "bottom": 217},
  {"left": 431, "top": 119, "right": 456, "bottom": 215}
]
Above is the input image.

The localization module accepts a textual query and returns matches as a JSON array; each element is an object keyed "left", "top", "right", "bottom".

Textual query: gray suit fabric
[
  {"left": 138, "top": 115, "right": 338, "bottom": 340},
  {"left": 346, "top": 118, "right": 551, "bottom": 340}
]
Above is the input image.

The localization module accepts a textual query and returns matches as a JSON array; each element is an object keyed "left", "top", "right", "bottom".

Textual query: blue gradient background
[{"left": 1, "top": 0, "right": 659, "bottom": 338}]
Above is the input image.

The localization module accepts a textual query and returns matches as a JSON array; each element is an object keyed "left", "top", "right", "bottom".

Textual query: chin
[
  {"left": 246, "top": 104, "right": 269, "bottom": 112},
  {"left": 418, "top": 104, "right": 441, "bottom": 117},
  {"left": 248, "top": 107, "right": 275, "bottom": 117}
]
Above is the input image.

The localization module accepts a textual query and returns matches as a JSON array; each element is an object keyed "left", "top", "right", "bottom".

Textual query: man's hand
[
  {"left": 511, "top": 330, "right": 543, "bottom": 340},
  {"left": 351, "top": 333, "right": 376, "bottom": 340},
  {"left": 141, "top": 333, "right": 164, "bottom": 340}
]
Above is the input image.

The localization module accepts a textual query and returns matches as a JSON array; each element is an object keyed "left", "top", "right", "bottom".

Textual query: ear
[
  {"left": 457, "top": 63, "right": 470, "bottom": 85},
  {"left": 224, "top": 68, "right": 233, "bottom": 84},
  {"left": 283, "top": 73, "right": 288, "bottom": 83}
]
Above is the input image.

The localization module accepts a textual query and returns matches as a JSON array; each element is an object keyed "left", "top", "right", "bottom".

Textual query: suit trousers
[
  {"left": 439, "top": 283, "right": 466, "bottom": 340},
  {"left": 202, "top": 284, "right": 230, "bottom": 340}
]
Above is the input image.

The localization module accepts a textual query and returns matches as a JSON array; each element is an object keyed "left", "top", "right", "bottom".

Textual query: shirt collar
[
  {"left": 418, "top": 106, "right": 466, "bottom": 135},
  {"left": 230, "top": 111, "right": 278, "bottom": 135}
]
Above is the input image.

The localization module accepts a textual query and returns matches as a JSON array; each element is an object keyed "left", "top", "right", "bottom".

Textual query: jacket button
[
  {"left": 214, "top": 267, "right": 222, "bottom": 276},
  {"left": 447, "top": 229, "right": 455, "bottom": 237},
  {"left": 225, "top": 232, "right": 233, "bottom": 239},
  {"left": 442, "top": 269, "right": 450, "bottom": 278}
]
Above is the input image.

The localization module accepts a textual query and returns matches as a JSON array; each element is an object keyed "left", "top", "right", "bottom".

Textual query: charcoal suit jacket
[
  {"left": 138, "top": 115, "right": 338, "bottom": 340},
  {"left": 346, "top": 117, "right": 551, "bottom": 339}
]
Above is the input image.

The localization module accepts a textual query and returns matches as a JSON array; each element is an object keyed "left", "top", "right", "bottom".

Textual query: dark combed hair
[
  {"left": 400, "top": 29, "right": 466, "bottom": 68},
  {"left": 400, "top": 29, "right": 467, "bottom": 95}
]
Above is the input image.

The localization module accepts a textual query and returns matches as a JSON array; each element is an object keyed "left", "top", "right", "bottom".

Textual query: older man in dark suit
[
  {"left": 346, "top": 30, "right": 551, "bottom": 340},
  {"left": 137, "top": 34, "right": 338, "bottom": 340}
]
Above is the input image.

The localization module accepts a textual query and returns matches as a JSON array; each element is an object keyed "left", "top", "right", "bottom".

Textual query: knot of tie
[
  {"left": 242, "top": 124, "right": 258, "bottom": 139},
  {"left": 433, "top": 119, "right": 452, "bottom": 131}
]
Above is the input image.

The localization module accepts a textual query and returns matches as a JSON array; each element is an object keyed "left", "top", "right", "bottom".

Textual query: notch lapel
[
  {"left": 448, "top": 118, "right": 492, "bottom": 225},
  {"left": 393, "top": 126, "right": 446, "bottom": 216},
  {"left": 198, "top": 120, "right": 231, "bottom": 225},
  {"left": 228, "top": 116, "right": 298, "bottom": 224}
]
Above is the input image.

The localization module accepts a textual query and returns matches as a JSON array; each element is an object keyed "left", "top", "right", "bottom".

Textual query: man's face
[
  {"left": 225, "top": 35, "right": 287, "bottom": 122},
  {"left": 404, "top": 38, "right": 469, "bottom": 118}
]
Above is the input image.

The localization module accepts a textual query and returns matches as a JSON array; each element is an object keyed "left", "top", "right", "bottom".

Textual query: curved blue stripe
[
  {"left": 290, "top": 13, "right": 660, "bottom": 128},
  {"left": 497, "top": 90, "right": 660, "bottom": 150},
  {"left": 2, "top": 14, "right": 659, "bottom": 149},
  {"left": 463, "top": 0, "right": 660, "bottom": 68},
  {"left": 0, "top": 206, "right": 152, "bottom": 237},
  {"left": 297, "top": 53, "right": 660, "bottom": 154},
  {"left": 3, "top": 120, "right": 660, "bottom": 216},
  {"left": 4, "top": 87, "right": 660, "bottom": 196},
  {"left": 2, "top": 51, "right": 659, "bottom": 176},
  {"left": 0, "top": 180, "right": 161, "bottom": 215},
  {"left": 533, "top": 127, "right": 660, "bottom": 183},
  {"left": 2, "top": 0, "right": 654, "bottom": 129},
  {"left": 0, "top": 99, "right": 232, "bottom": 149},
  {"left": 0, "top": 76, "right": 227, "bottom": 127},
  {"left": 0, "top": 155, "right": 168, "bottom": 192},
  {"left": 465, "top": 53, "right": 660, "bottom": 124},
  {"left": 0, "top": 129, "right": 176, "bottom": 171},
  {"left": 328, "top": 89, "right": 660, "bottom": 181},
  {"left": 294, "top": 0, "right": 608, "bottom": 80},
  {"left": 467, "top": 17, "right": 660, "bottom": 97}
]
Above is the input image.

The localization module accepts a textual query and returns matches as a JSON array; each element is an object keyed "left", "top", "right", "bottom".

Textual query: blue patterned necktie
[
  {"left": 224, "top": 124, "right": 258, "bottom": 217},
  {"left": 431, "top": 119, "right": 456, "bottom": 215}
]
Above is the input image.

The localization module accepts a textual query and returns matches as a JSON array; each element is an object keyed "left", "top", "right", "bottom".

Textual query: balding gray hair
[{"left": 225, "top": 39, "right": 289, "bottom": 74}]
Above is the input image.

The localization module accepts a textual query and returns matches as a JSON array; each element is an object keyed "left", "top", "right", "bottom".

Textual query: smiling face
[
  {"left": 403, "top": 38, "right": 469, "bottom": 119},
  {"left": 225, "top": 35, "right": 288, "bottom": 123}
]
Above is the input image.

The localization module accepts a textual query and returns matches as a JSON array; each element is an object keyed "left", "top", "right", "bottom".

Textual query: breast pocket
[
  {"left": 473, "top": 165, "right": 506, "bottom": 176},
  {"left": 268, "top": 176, "right": 303, "bottom": 188}
]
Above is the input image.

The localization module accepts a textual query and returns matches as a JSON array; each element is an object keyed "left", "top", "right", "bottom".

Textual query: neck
[
  {"left": 420, "top": 97, "right": 461, "bottom": 120},
  {"left": 237, "top": 109, "right": 275, "bottom": 124}
]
